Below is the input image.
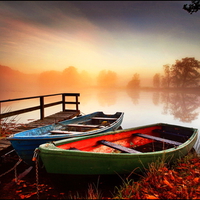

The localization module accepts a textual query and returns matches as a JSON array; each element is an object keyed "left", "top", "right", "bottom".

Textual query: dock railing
[{"left": 0, "top": 93, "right": 80, "bottom": 120}]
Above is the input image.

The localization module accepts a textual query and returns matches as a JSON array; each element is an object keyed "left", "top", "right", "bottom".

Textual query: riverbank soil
[
  {"left": 0, "top": 149, "right": 200, "bottom": 199},
  {"left": 0, "top": 150, "right": 123, "bottom": 199}
]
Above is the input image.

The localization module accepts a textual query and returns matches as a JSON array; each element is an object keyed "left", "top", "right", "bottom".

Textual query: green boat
[{"left": 37, "top": 123, "right": 198, "bottom": 175}]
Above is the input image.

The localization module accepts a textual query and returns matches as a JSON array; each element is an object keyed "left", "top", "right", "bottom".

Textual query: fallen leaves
[
  {"left": 144, "top": 194, "right": 159, "bottom": 199},
  {"left": 194, "top": 177, "right": 200, "bottom": 184},
  {"left": 14, "top": 179, "right": 58, "bottom": 199},
  {"left": 163, "top": 177, "right": 173, "bottom": 189},
  {"left": 114, "top": 153, "right": 200, "bottom": 199}
]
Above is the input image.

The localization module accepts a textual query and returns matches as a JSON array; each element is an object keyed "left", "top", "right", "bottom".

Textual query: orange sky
[{"left": 0, "top": 1, "right": 200, "bottom": 85}]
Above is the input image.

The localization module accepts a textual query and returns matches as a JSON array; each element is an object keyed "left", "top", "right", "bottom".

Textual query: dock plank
[{"left": 0, "top": 110, "right": 80, "bottom": 152}]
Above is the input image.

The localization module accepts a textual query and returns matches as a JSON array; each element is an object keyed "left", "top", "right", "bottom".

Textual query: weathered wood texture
[
  {"left": 10, "top": 110, "right": 80, "bottom": 134},
  {"left": 0, "top": 93, "right": 80, "bottom": 120},
  {"left": 0, "top": 93, "right": 81, "bottom": 152}
]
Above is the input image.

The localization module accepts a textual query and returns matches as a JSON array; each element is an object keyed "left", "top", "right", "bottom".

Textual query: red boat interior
[{"left": 57, "top": 125, "right": 192, "bottom": 153}]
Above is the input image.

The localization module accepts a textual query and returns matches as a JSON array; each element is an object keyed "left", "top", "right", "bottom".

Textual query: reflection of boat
[
  {"left": 38, "top": 123, "right": 198, "bottom": 175},
  {"left": 7, "top": 111, "right": 124, "bottom": 165}
]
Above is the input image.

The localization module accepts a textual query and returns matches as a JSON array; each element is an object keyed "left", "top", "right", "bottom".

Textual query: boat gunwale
[
  {"left": 38, "top": 134, "right": 197, "bottom": 158},
  {"left": 7, "top": 111, "right": 124, "bottom": 140}
]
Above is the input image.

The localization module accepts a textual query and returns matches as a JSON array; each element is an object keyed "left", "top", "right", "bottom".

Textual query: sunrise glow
[{"left": 0, "top": 1, "right": 200, "bottom": 87}]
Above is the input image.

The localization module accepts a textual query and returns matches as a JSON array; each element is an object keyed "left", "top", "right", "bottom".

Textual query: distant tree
[
  {"left": 127, "top": 73, "right": 140, "bottom": 89},
  {"left": 161, "top": 64, "right": 172, "bottom": 88},
  {"left": 183, "top": 0, "right": 200, "bottom": 14},
  {"left": 170, "top": 57, "right": 200, "bottom": 88},
  {"left": 38, "top": 70, "right": 62, "bottom": 88},
  {"left": 62, "top": 66, "right": 80, "bottom": 87},
  {"left": 97, "top": 70, "right": 118, "bottom": 88},
  {"left": 153, "top": 73, "right": 160, "bottom": 88}
]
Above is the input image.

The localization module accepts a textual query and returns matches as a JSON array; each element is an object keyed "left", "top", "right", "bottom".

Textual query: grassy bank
[
  {"left": 62, "top": 151, "right": 199, "bottom": 199},
  {"left": 111, "top": 152, "right": 200, "bottom": 199}
]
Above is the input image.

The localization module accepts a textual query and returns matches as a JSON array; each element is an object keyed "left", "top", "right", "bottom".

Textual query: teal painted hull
[
  {"left": 38, "top": 123, "right": 198, "bottom": 175},
  {"left": 8, "top": 111, "right": 124, "bottom": 165}
]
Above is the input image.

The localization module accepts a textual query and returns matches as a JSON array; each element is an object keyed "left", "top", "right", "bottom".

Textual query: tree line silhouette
[
  {"left": 38, "top": 66, "right": 118, "bottom": 89},
  {"left": 127, "top": 57, "right": 200, "bottom": 90},
  {"left": 1, "top": 56, "right": 200, "bottom": 92},
  {"left": 159, "top": 57, "right": 200, "bottom": 89}
]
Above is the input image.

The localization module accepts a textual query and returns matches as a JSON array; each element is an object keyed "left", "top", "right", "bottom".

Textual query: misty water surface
[{"left": 1, "top": 88, "right": 200, "bottom": 154}]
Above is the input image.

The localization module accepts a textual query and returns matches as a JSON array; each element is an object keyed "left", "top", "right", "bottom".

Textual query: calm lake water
[{"left": 1, "top": 88, "right": 200, "bottom": 154}]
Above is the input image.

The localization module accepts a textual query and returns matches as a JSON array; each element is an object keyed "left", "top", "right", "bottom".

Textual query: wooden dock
[
  {"left": 0, "top": 93, "right": 80, "bottom": 153},
  {"left": 10, "top": 110, "right": 80, "bottom": 134}
]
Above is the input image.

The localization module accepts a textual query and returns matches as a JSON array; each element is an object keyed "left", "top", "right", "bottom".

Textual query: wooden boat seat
[
  {"left": 66, "top": 124, "right": 99, "bottom": 128},
  {"left": 92, "top": 117, "right": 118, "bottom": 121},
  {"left": 152, "top": 129, "right": 189, "bottom": 138},
  {"left": 134, "top": 133, "right": 182, "bottom": 146},
  {"left": 98, "top": 140, "right": 141, "bottom": 153},
  {"left": 50, "top": 130, "right": 83, "bottom": 134}
]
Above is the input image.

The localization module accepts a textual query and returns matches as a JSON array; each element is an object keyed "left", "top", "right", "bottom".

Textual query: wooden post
[
  {"left": 0, "top": 103, "right": 1, "bottom": 132},
  {"left": 40, "top": 96, "right": 44, "bottom": 120},
  {"left": 62, "top": 94, "right": 65, "bottom": 111},
  {"left": 76, "top": 95, "right": 79, "bottom": 111}
]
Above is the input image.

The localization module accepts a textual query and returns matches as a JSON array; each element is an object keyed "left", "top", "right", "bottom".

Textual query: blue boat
[{"left": 7, "top": 111, "right": 124, "bottom": 165}]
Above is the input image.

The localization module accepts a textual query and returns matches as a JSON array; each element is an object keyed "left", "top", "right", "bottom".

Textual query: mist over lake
[{"left": 1, "top": 88, "right": 200, "bottom": 154}]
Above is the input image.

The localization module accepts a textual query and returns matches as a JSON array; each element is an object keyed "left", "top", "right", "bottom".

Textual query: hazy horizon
[{"left": 0, "top": 64, "right": 155, "bottom": 92}]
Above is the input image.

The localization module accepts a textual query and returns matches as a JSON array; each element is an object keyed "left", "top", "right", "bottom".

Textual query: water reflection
[
  {"left": 96, "top": 89, "right": 117, "bottom": 106},
  {"left": 152, "top": 92, "right": 160, "bottom": 106},
  {"left": 126, "top": 88, "right": 140, "bottom": 105},
  {"left": 161, "top": 92, "right": 199, "bottom": 123}
]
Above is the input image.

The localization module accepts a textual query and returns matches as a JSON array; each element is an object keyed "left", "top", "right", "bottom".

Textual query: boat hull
[
  {"left": 8, "top": 111, "right": 124, "bottom": 165},
  {"left": 38, "top": 123, "right": 198, "bottom": 175}
]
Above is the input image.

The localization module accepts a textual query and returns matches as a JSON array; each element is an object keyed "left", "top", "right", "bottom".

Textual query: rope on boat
[
  {"left": 0, "top": 158, "right": 22, "bottom": 178},
  {"left": 31, "top": 148, "right": 40, "bottom": 199},
  {"left": 32, "top": 148, "right": 39, "bottom": 162},
  {"left": 32, "top": 148, "right": 40, "bottom": 200},
  {"left": 36, "top": 155, "right": 40, "bottom": 200},
  {"left": 32, "top": 148, "right": 44, "bottom": 169}
]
